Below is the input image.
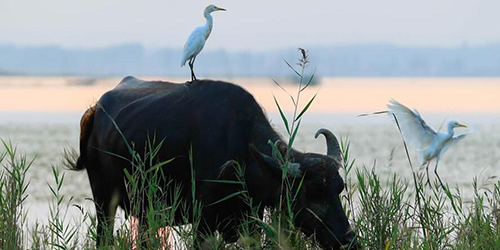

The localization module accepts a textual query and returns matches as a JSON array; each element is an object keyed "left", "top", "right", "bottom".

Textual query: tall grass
[
  {"left": 0, "top": 140, "right": 31, "bottom": 250},
  {"left": 1, "top": 142, "right": 498, "bottom": 250},
  {"left": 269, "top": 48, "right": 319, "bottom": 249},
  {"left": 340, "top": 137, "right": 500, "bottom": 250},
  {"left": 1, "top": 129, "right": 500, "bottom": 249},
  {"left": 0, "top": 50, "right": 499, "bottom": 249}
]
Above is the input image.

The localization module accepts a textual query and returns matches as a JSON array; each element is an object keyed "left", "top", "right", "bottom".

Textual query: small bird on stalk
[
  {"left": 387, "top": 99, "right": 472, "bottom": 187},
  {"left": 180, "top": 4, "right": 226, "bottom": 81}
]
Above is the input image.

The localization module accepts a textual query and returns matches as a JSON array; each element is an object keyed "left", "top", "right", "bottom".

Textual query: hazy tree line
[{"left": 0, "top": 43, "right": 499, "bottom": 77}]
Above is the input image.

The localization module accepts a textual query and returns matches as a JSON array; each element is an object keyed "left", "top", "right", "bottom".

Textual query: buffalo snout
[{"left": 342, "top": 230, "right": 360, "bottom": 249}]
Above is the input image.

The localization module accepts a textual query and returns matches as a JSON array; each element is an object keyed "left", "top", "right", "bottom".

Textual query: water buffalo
[{"left": 66, "top": 76, "right": 359, "bottom": 249}]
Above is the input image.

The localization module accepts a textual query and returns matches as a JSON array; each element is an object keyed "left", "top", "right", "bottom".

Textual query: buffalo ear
[
  {"left": 274, "top": 140, "right": 288, "bottom": 159},
  {"left": 249, "top": 144, "right": 281, "bottom": 176},
  {"left": 249, "top": 144, "right": 303, "bottom": 178}
]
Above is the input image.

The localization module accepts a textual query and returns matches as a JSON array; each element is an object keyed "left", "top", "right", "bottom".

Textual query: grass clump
[
  {"left": 0, "top": 140, "right": 32, "bottom": 250},
  {"left": 340, "top": 136, "right": 500, "bottom": 249},
  {"left": 2, "top": 133, "right": 500, "bottom": 249}
]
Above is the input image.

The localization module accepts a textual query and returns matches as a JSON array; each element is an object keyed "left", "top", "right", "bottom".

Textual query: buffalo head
[{"left": 249, "top": 128, "right": 359, "bottom": 250}]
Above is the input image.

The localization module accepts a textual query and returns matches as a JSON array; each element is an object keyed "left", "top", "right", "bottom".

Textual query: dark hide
[{"left": 68, "top": 76, "right": 358, "bottom": 249}]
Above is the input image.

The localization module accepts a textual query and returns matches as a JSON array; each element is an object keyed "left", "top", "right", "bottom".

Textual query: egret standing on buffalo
[
  {"left": 181, "top": 4, "right": 226, "bottom": 81},
  {"left": 387, "top": 99, "right": 471, "bottom": 187}
]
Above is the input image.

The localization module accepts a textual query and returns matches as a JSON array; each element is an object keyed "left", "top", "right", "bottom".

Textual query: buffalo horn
[{"left": 314, "top": 128, "right": 342, "bottom": 162}]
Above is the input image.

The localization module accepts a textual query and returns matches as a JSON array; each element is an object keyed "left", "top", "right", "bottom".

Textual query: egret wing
[
  {"left": 180, "top": 27, "right": 207, "bottom": 66},
  {"left": 388, "top": 99, "right": 437, "bottom": 151},
  {"left": 440, "top": 130, "right": 473, "bottom": 157}
]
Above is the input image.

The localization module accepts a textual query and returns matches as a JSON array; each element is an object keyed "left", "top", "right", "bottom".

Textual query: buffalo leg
[
  {"left": 94, "top": 188, "right": 120, "bottom": 246},
  {"left": 87, "top": 168, "right": 120, "bottom": 246}
]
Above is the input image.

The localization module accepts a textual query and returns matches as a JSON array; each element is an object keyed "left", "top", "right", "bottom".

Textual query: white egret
[
  {"left": 387, "top": 99, "right": 471, "bottom": 187},
  {"left": 180, "top": 4, "right": 226, "bottom": 81}
]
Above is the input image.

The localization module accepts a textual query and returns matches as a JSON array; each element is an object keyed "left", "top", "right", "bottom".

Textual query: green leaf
[
  {"left": 202, "top": 179, "right": 244, "bottom": 185},
  {"left": 47, "top": 182, "right": 57, "bottom": 197},
  {"left": 273, "top": 95, "right": 290, "bottom": 135},
  {"left": 207, "top": 191, "right": 247, "bottom": 206},
  {"left": 288, "top": 119, "right": 301, "bottom": 147},
  {"left": 295, "top": 92, "right": 317, "bottom": 122},
  {"left": 123, "top": 169, "right": 135, "bottom": 184},
  {"left": 49, "top": 243, "right": 67, "bottom": 250},
  {"left": 145, "top": 157, "right": 176, "bottom": 174},
  {"left": 249, "top": 216, "right": 277, "bottom": 238},
  {"left": 268, "top": 140, "right": 285, "bottom": 164},
  {"left": 293, "top": 174, "right": 306, "bottom": 201},
  {"left": 96, "top": 103, "right": 134, "bottom": 156},
  {"left": 94, "top": 147, "right": 132, "bottom": 164}
]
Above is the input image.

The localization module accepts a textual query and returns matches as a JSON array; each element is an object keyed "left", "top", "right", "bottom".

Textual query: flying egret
[
  {"left": 387, "top": 99, "right": 471, "bottom": 187},
  {"left": 180, "top": 4, "right": 226, "bottom": 81}
]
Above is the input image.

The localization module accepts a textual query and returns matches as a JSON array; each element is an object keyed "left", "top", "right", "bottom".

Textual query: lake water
[{"left": 0, "top": 76, "right": 499, "bottom": 230}]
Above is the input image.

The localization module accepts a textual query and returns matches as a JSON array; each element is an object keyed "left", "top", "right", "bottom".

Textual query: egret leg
[
  {"left": 188, "top": 58, "right": 194, "bottom": 81},
  {"left": 424, "top": 162, "right": 431, "bottom": 186},
  {"left": 434, "top": 158, "right": 445, "bottom": 189},
  {"left": 188, "top": 57, "right": 197, "bottom": 81},
  {"left": 192, "top": 56, "right": 197, "bottom": 81}
]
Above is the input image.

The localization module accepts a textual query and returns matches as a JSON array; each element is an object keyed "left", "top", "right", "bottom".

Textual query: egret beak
[
  {"left": 457, "top": 123, "right": 467, "bottom": 128},
  {"left": 215, "top": 6, "right": 226, "bottom": 11}
]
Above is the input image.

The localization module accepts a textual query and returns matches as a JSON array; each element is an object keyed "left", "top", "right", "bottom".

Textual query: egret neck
[
  {"left": 446, "top": 121, "right": 456, "bottom": 138},
  {"left": 203, "top": 9, "right": 214, "bottom": 39}
]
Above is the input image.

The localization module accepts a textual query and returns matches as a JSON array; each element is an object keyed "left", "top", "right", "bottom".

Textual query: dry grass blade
[
  {"left": 282, "top": 58, "right": 302, "bottom": 77},
  {"left": 357, "top": 110, "right": 389, "bottom": 117},
  {"left": 272, "top": 78, "right": 296, "bottom": 106},
  {"left": 300, "top": 67, "right": 317, "bottom": 92}
]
